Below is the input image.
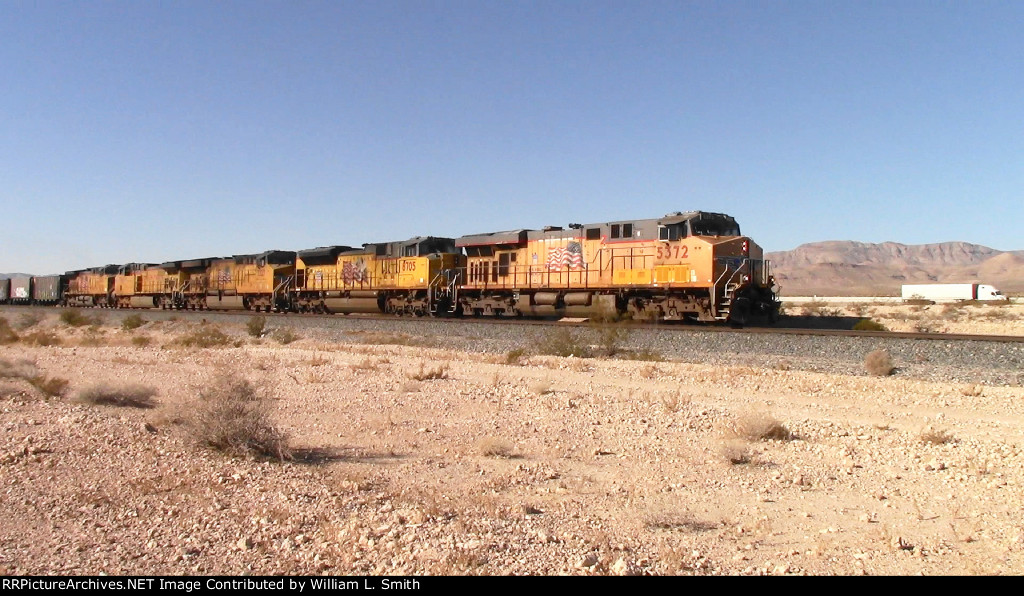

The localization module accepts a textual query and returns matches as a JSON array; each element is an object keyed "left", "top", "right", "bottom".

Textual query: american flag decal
[{"left": 547, "top": 241, "right": 585, "bottom": 271}]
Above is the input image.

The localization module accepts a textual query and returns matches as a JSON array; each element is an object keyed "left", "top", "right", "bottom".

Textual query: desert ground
[{"left": 1, "top": 305, "right": 1022, "bottom": 576}]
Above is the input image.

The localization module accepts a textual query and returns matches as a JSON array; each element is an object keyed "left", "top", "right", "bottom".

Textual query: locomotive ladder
[
  {"left": 427, "top": 269, "right": 460, "bottom": 315},
  {"left": 713, "top": 260, "right": 748, "bottom": 321},
  {"left": 273, "top": 275, "right": 294, "bottom": 311}
]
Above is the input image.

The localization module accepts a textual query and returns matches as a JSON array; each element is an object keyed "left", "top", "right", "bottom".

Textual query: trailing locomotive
[{"left": 4, "top": 210, "right": 779, "bottom": 324}]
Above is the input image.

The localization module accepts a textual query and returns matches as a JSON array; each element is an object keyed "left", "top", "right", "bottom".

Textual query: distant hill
[{"left": 766, "top": 241, "right": 1024, "bottom": 296}]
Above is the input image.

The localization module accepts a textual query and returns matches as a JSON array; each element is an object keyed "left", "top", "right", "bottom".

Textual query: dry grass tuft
[
  {"left": 409, "top": 362, "right": 449, "bottom": 381},
  {"left": 184, "top": 375, "right": 290, "bottom": 460},
  {"left": 865, "top": 349, "right": 895, "bottom": 376},
  {"left": 920, "top": 427, "right": 955, "bottom": 445},
  {"left": 477, "top": 437, "right": 514, "bottom": 458},
  {"left": 76, "top": 383, "right": 158, "bottom": 408},
  {"left": 131, "top": 335, "right": 152, "bottom": 347},
  {"left": 727, "top": 413, "right": 794, "bottom": 441}
]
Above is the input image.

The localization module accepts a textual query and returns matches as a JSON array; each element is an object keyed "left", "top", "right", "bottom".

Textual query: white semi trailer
[{"left": 901, "top": 283, "right": 1007, "bottom": 302}]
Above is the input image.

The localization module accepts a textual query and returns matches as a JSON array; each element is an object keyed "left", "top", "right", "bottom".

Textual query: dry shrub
[
  {"left": 78, "top": 329, "right": 106, "bottom": 347},
  {"left": 409, "top": 362, "right": 448, "bottom": 381},
  {"left": 505, "top": 348, "right": 527, "bottom": 365},
  {"left": 185, "top": 375, "right": 290, "bottom": 460},
  {"left": 853, "top": 318, "right": 887, "bottom": 332},
  {"left": 477, "top": 437, "right": 513, "bottom": 457},
  {"left": 720, "top": 440, "right": 752, "bottom": 465},
  {"left": 350, "top": 357, "right": 381, "bottom": 371},
  {"left": 246, "top": 315, "right": 267, "bottom": 337},
  {"left": 131, "top": 335, "right": 152, "bottom": 347},
  {"left": 0, "top": 317, "right": 18, "bottom": 344},
  {"left": 624, "top": 348, "right": 665, "bottom": 362},
  {"left": 60, "top": 309, "right": 98, "bottom": 327},
  {"left": 0, "top": 359, "right": 70, "bottom": 398},
  {"left": 529, "top": 378, "right": 552, "bottom": 395},
  {"left": 726, "top": 413, "right": 793, "bottom": 441},
  {"left": 0, "top": 358, "right": 38, "bottom": 381},
  {"left": 17, "top": 313, "right": 42, "bottom": 330},
  {"left": 21, "top": 330, "right": 62, "bottom": 346},
  {"left": 399, "top": 380, "right": 422, "bottom": 393},
  {"left": 920, "top": 427, "right": 955, "bottom": 445},
  {"left": 121, "top": 314, "right": 145, "bottom": 331},
  {"left": 960, "top": 384, "right": 983, "bottom": 397},
  {"left": 76, "top": 383, "right": 158, "bottom": 408},
  {"left": 272, "top": 328, "right": 299, "bottom": 345},
  {"left": 659, "top": 391, "right": 689, "bottom": 413},
  {"left": 865, "top": 349, "right": 895, "bottom": 376},
  {"left": 536, "top": 327, "right": 591, "bottom": 358},
  {"left": 175, "top": 326, "right": 231, "bottom": 348}
]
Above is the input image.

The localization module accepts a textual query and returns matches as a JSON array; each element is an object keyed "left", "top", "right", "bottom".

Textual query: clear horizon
[{"left": 3, "top": 1, "right": 1022, "bottom": 274}]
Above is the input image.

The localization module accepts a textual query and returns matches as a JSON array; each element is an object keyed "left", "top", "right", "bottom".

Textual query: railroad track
[{"left": 5, "top": 304, "right": 1020, "bottom": 344}]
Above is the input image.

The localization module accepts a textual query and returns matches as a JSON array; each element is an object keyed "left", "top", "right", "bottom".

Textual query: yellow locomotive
[
  {"left": 65, "top": 265, "right": 119, "bottom": 307},
  {"left": 293, "top": 237, "right": 463, "bottom": 315},
  {"left": 453, "top": 211, "right": 778, "bottom": 324}
]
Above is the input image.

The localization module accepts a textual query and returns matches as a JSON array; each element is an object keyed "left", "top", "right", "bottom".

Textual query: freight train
[{"left": 1, "top": 211, "right": 779, "bottom": 324}]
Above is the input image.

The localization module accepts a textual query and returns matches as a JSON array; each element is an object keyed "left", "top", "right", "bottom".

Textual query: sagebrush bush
[
  {"left": 246, "top": 315, "right": 267, "bottom": 338},
  {"left": 272, "top": 328, "right": 299, "bottom": 345},
  {"left": 853, "top": 318, "right": 887, "bottom": 332},
  {"left": 175, "top": 326, "right": 231, "bottom": 348},
  {"left": 121, "top": 314, "right": 145, "bottom": 331},
  {"left": 536, "top": 328, "right": 591, "bottom": 358},
  {"left": 186, "top": 375, "right": 290, "bottom": 460},
  {"left": 505, "top": 348, "right": 527, "bottom": 365},
  {"left": 60, "top": 309, "right": 95, "bottom": 327},
  {"left": 865, "top": 349, "right": 895, "bottom": 376},
  {"left": 76, "top": 383, "right": 158, "bottom": 408}
]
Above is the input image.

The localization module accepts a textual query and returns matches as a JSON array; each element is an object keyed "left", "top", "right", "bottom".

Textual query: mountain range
[{"left": 766, "top": 241, "right": 1024, "bottom": 296}]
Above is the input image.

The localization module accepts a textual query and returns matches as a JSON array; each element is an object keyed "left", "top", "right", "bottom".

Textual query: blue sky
[{"left": 2, "top": 1, "right": 1022, "bottom": 273}]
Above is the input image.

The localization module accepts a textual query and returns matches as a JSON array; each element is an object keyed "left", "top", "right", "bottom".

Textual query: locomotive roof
[
  {"left": 229, "top": 250, "right": 295, "bottom": 265},
  {"left": 658, "top": 211, "right": 737, "bottom": 226},
  {"left": 456, "top": 230, "right": 531, "bottom": 247},
  {"left": 298, "top": 245, "right": 355, "bottom": 265}
]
